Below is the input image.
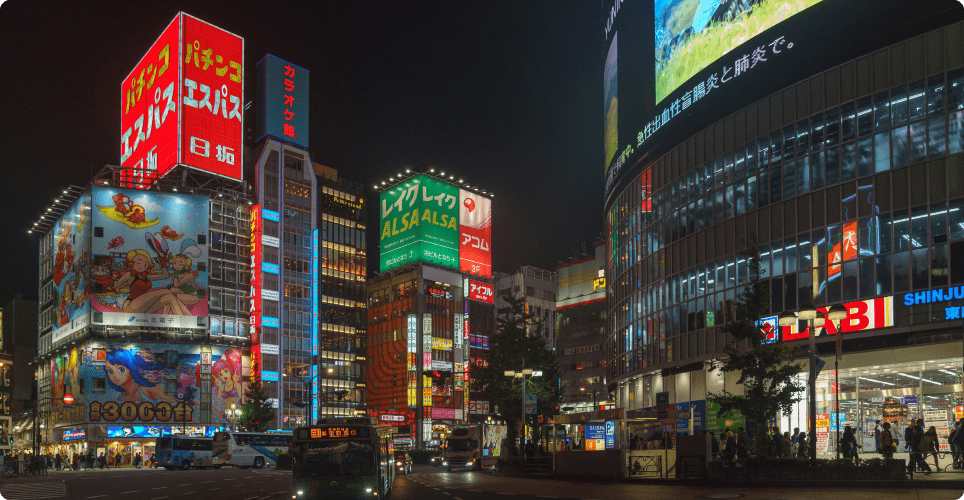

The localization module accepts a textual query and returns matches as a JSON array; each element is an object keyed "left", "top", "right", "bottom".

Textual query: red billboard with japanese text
[
  {"left": 468, "top": 280, "right": 493, "bottom": 303},
  {"left": 459, "top": 189, "right": 492, "bottom": 278},
  {"left": 249, "top": 204, "right": 263, "bottom": 382},
  {"left": 120, "top": 13, "right": 243, "bottom": 186}
]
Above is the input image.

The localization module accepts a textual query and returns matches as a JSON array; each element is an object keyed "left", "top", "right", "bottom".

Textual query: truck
[{"left": 440, "top": 423, "right": 506, "bottom": 472}]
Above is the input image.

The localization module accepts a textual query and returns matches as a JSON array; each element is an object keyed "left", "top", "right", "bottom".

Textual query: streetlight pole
[
  {"left": 781, "top": 303, "right": 847, "bottom": 466},
  {"left": 504, "top": 358, "right": 542, "bottom": 453},
  {"left": 826, "top": 304, "right": 847, "bottom": 460}
]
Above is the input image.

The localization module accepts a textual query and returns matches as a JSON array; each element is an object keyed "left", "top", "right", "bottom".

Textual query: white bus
[
  {"left": 155, "top": 435, "right": 217, "bottom": 470},
  {"left": 212, "top": 431, "right": 292, "bottom": 469}
]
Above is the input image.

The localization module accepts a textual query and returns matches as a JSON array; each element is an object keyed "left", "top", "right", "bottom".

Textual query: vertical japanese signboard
[
  {"left": 250, "top": 204, "right": 263, "bottom": 383},
  {"left": 458, "top": 189, "right": 492, "bottom": 278},
  {"left": 407, "top": 314, "right": 418, "bottom": 407},
  {"left": 256, "top": 54, "right": 309, "bottom": 147},
  {"left": 120, "top": 13, "right": 243, "bottom": 187}
]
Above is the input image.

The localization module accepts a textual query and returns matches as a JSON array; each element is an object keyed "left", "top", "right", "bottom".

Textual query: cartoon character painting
[
  {"left": 175, "top": 372, "right": 199, "bottom": 407},
  {"left": 52, "top": 193, "right": 91, "bottom": 337},
  {"left": 90, "top": 187, "right": 209, "bottom": 323},
  {"left": 104, "top": 348, "right": 176, "bottom": 404},
  {"left": 211, "top": 348, "right": 242, "bottom": 420}
]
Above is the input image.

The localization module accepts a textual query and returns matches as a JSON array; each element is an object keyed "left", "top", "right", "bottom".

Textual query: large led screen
[
  {"left": 120, "top": 13, "right": 243, "bottom": 186},
  {"left": 602, "top": 0, "right": 963, "bottom": 202},
  {"left": 654, "top": 0, "right": 824, "bottom": 103},
  {"left": 379, "top": 175, "right": 460, "bottom": 272},
  {"left": 52, "top": 192, "right": 92, "bottom": 345},
  {"left": 89, "top": 187, "right": 209, "bottom": 328}
]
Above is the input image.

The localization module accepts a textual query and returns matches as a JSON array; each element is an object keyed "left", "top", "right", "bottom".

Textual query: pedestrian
[
  {"left": 953, "top": 419, "right": 964, "bottom": 469},
  {"left": 841, "top": 425, "right": 860, "bottom": 462},
  {"left": 925, "top": 425, "right": 939, "bottom": 471},
  {"left": 783, "top": 431, "right": 792, "bottom": 457},
  {"left": 772, "top": 427, "right": 783, "bottom": 457},
  {"left": 880, "top": 422, "right": 895, "bottom": 459},
  {"left": 796, "top": 431, "right": 809, "bottom": 458},
  {"left": 709, "top": 431, "right": 720, "bottom": 458},
  {"left": 874, "top": 420, "right": 882, "bottom": 453},
  {"left": 724, "top": 430, "right": 737, "bottom": 463},
  {"left": 87, "top": 451, "right": 94, "bottom": 470},
  {"left": 134, "top": 452, "right": 141, "bottom": 468},
  {"left": 72, "top": 453, "right": 79, "bottom": 471},
  {"left": 909, "top": 419, "right": 931, "bottom": 474},
  {"left": 55, "top": 453, "right": 62, "bottom": 471}
]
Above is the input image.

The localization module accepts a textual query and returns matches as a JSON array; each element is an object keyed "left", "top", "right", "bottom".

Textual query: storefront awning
[{"left": 555, "top": 408, "right": 622, "bottom": 424}]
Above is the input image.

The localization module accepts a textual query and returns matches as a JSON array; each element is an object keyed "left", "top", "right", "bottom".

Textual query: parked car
[{"left": 394, "top": 450, "right": 413, "bottom": 475}]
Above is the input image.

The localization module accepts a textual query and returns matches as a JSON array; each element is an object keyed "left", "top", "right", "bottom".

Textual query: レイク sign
[{"left": 120, "top": 12, "right": 244, "bottom": 187}]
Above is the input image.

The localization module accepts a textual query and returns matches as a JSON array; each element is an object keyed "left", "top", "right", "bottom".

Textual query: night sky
[{"left": 0, "top": 0, "right": 605, "bottom": 305}]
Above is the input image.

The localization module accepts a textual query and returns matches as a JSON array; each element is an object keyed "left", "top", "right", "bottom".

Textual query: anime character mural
[
  {"left": 209, "top": 348, "right": 243, "bottom": 421},
  {"left": 89, "top": 187, "right": 209, "bottom": 326},
  {"left": 50, "top": 347, "right": 85, "bottom": 426},
  {"left": 104, "top": 348, "right": 175, "bottom": 404},
  {"left": 52, "top": 192, "right": 91, "bottom": 339}
]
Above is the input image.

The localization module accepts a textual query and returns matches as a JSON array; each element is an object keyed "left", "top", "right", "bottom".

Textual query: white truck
[{"left": 441, "top": 423, "right": 506, "bottom": 471}]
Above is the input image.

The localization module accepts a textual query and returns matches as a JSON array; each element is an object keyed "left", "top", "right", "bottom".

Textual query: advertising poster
[
  {"left": 604, "top": 33, "right": 617, "bottom": 169},
  {"left": 89, "top": 187, "right": 209, "bottom": 327},
  {"left": 705, "top": 399, "right": 745, "bottom": 434},
  {"left": 586, "top": 423, "right": 607, "bottom": 450},
  {"left": 816, "top": 413, "right": 830, "bottom": 452},
  {"left": 923, "top": 409, "right": 950, "bottom": 451},
  {"left": 84, "top": 343, "right": 245, "bottom": 425},
  {"left": 458, "top": 189, "right": 492, "bottom": 278},
  {"left": 380, "top": 175, "right": 460, "bottom": 272},
  {"left": 653, "top": 0, "right": 826, "bottom": 103},
  {"left": 483, "top": 424, "right": 506, "bottom": 457},
  {"left": 50, "top": 346, "right": 86, "bottom": 427},
  {"left": 52, "top": 192, "right": 92, "bottom": 345}
]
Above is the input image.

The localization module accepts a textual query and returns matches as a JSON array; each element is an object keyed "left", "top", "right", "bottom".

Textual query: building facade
[
  {"left": 605, "top": 2, "right": 964, "bottom": 449},
  {"left": 367, "top": 264, "right": 469, "bottom": 449},
  {"left": 556, "top": 242, "right": 607, "bottom": 412},
  {"left": 34, "top": 166, "right": 251, "bottom": 464},
  {"left": 314, "top": 163, "right": 368, "bottom": 419},
  {"left": 495, "top": 267, "right": 558, "bottom": 349}
]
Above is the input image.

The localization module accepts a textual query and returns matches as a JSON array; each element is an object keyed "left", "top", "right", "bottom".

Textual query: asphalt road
[{"left": 1, "top": 464, "right": 962, "bottom": 500}]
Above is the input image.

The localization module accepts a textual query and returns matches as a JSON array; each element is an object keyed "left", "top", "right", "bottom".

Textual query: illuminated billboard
[
  {"left": 52, "top": 192, "right": 92, "bottom": 345},
  {"left": 458, "top": 189, "right": 492, "bottom": 278},
  {"left": 257, "top": 55, "right": 309, "bottom": 147},
  {"left": 120, "top": 13, "right": 243, "bottom": 185},
  {"left": 379, "top": 174, "right": 460, "bottom": 272},
  {"left": 89, "top": 187, "right": 209, "bottom": 327},
  {"left": 379, "top": 175, "right": 493, "bottom": 276},
  {"left": 80, "top": 343, "right": 246, "bottom": 424},
  {"left": 603, "top": 0, "right": 962, "bottom": 201},
  {"left": 654, "top": 0, "right": 824, "bottom": 103}
]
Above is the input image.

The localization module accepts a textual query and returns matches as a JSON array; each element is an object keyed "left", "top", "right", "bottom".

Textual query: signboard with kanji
[
  {"left": 256, "top": 54, "right": 309, "bottom": 147},
  {"left": 120, "top": 13, "right": 243, "bottom": 186}
]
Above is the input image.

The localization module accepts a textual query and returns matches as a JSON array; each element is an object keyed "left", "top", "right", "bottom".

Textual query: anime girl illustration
[
  {"left": 211, "top": 349, "right": 242, "bottom": 420},
  {"left": 165, "top": 253, "right": 202, "bottom": 307},
  {"left": 175, "top": 372, "right": 199, "bottom": 407},
  {"left": 111, "top": 248, "right": 194, "bottom": 315},
  {"left": 104, "top": 348, "right": 175, "bottom": 404}
]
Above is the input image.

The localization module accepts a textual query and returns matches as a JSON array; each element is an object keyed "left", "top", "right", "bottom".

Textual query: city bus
[
  {"left": 291, "top": 418, "right": 394, "bottom": 499},
  {"left": 212, "top": 430, "right": 292, "bottom": 469},
  {"left": 154, "top": 435, "right": 216, "bottom": 470}
]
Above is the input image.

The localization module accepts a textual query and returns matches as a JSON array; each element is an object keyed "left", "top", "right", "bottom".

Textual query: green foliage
[
  {"left": 655, "top": 0, "right": 824, "bottom": 102},
  {"left": 707, "top": 236, "right": 805, "bottom": 457},
  {"left": 471, "top": 294, "right": 563, "bottom": 454},
  {"left": 239, "top": 364, "right": 276, "bottom": 432}
]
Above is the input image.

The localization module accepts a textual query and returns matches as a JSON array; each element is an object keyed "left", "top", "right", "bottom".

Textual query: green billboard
[{"left": 379, "top": 174, "right": 460, "bottom": 272}]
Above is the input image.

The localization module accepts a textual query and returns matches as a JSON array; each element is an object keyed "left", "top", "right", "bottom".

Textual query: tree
[
  {"left": 239, "top": 364, "right": 276, "bottom": 432},
  {"left": 707, "top": 237, "right": 805, "bottom": 458},
  {"left": 472, "top": 294, "right": 562, "bottom": 456}
]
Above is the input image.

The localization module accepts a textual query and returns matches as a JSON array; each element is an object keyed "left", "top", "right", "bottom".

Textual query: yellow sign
[
  {"left": 593, "top": 278, "right": 606, "bottom": 290},
  {"left": 431, "top": 337, "right": 453, "bottom": 351}
]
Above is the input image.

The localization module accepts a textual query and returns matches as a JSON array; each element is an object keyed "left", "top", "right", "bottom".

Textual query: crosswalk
[{"left": 0, "top": 481, "right": 67, "bottom": 499}]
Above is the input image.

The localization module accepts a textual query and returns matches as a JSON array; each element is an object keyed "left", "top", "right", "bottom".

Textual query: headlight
[
  {"left": 442, "top": 461, "right": 447, "bottom": 466},
  {"left": 396, "top": 461, "right": 402, "bottom": 465},
  {"left": 466, "top": 462, "right": 473, "bottom": 467},
  {"left": 366, "top": 487, "right": 373, "bottom": 493},
  {"left": 297, "top": 491, "right": 304, "bottom": 496}
]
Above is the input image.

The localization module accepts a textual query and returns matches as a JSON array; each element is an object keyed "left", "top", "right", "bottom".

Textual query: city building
[
  {"left": 2, "top": 295, "right": 39, "bottom": 453},
  {"left": 314, "top": 163, "right": 368, "bottom": 419},
  {"left": 367, "top": 172, "right": 493, "bottom": 448},
  {"left": 28, "top": 13, "right": 253, "bottom": 464},
  {"left": 604, "top": 0, "right": 964, "bottom": 449},
  {"left": 556, "top": 242, "right": 607, "bottom": 413},
  {"left": 495, "top": 267, "right": 558, "bottom": 348}
]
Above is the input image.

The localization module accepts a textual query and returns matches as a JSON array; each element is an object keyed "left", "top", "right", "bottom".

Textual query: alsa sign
[
  {"left": 120, "top": 12, "right": 243, "bottom": 186},
  {"left": 758, "top": 296, "right": 894, "bottom": 342},
  {"left": 468, "top": 280, "right": 493, "bottom": 303}
]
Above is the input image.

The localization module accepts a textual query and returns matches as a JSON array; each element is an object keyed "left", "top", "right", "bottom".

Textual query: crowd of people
[
  {"left": 1, "top": 450, "right": 156, "bottom": 475},
  {"left": 626, "top": 417, "right": 964, "bottom": 473}
]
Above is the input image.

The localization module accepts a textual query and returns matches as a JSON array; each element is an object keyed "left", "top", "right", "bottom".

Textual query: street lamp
[
  {"left": 826, "top": 304, "right": 848, "bottom": 459},
  {"left": 504, "top": 360, "right": 543, "bottom": 450},
  {"left": 283, "top": 372, "right": 318, "bottom": 427},
  {"left": 780, "top": 302, "right": 846, "bottom": 465}
]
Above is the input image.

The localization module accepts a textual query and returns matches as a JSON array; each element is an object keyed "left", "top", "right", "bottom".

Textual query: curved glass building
[{"left": 604, "top": 0, "right": 964, "bottom": 450}]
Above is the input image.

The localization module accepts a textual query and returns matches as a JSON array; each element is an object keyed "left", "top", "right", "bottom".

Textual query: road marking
[
  {"left": 152, "top": 487, "right": 168, "bottom": 489},
  {"left": 178, "top": 483, "right": 193, "bottom": 486},
  {"left": 120, "top": 492, "right": 139, "bottom": 495},
  {"left": 209, "top": 487, "right": 222, "bottom": 490},
  {"left": 87, "top": 496, "right": 108, "bottom": 499},
  {"left": 443, "top": 493, "right": 452, "bottom": 496},
  {"left": 497, "top": 494, "right": 515, "bottom": 496},
  {"left": 152, "top": 497, "right": 170, "bottom": 500},
  {"left": 200, "top": 480, "right": 216, "bottom": 483},
  {"left": 454, "top": 498, "right": 464, "bottom": 500}
]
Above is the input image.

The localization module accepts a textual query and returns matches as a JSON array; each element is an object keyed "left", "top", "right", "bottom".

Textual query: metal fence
[{"left": 628, "top": 454, "right": 662, "bottom": 477}]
